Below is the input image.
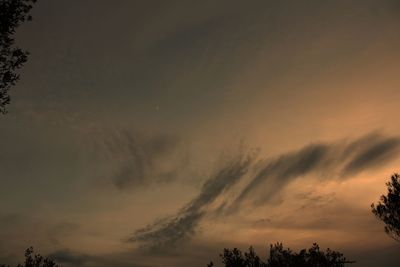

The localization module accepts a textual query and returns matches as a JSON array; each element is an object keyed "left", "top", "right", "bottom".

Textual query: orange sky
[{"left": 1, "top": 1, "right": 400, "bottom": 267}]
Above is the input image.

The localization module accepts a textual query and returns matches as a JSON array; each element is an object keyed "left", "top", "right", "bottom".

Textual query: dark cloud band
[
  {"left": 128, "top": 151, "right": 255, "bottom": 250},
  {"left": 129, "top": 132, "right": 400, "bottom": 250}
]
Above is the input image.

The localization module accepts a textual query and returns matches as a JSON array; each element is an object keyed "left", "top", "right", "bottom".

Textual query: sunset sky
[{"left": 1, "top": 1, "right": 400, "bottom": 266}]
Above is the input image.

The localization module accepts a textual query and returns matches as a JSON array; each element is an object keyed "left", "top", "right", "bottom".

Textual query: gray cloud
[
  {"left": 341, "top": 136, "right": 400, "bottom": 176},
  {"left": 253, "top": 215, "right": 336, "bottom": 231},
  {"left": 230, "top": 132, "right": 400, "bottom": 210},
  {"left": 233, "top": 143, "right": 331, "bottom": 207},
  {"left": 89, "top": 129, "right": 182, "bottom": 190},
  {"left": 251, "top": 192, "right": 337, "bottom": 231},
  {"left": 48, "top": 250, "right": 153, "bottom": 267},
  {"left": 47, "top": 244, "right": 224, "bottom": 267},
  {"left": 129, "top": 151, "right": 256, "bottom": 250},
  {"left": 296, "top": 192, "right": 337, "bottom": 211},
  {"left": 49, "top": 250, "right": 91, "bottom": 266},
  {"left": 130, "top": 211, "right": 204, "bottom": 252},
  {"left": 129, "top": 132, "right": 400, "bottom": 250},
  {"left": 47, "top": 221, "right": 80, "bottom": 246}
]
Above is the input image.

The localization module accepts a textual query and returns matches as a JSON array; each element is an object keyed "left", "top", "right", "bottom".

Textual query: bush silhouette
[
  {"left": 208, "top": 243, "right": 353, "bottom": 267},
  {"left": 0, "top": 0, "right": 37, "bottom": 114},
  {"left": 0, "top": 247, "right": 60, "bottom": 267},
  {"left": 371, "top": 173, "right": 400, "bottom": 242}
]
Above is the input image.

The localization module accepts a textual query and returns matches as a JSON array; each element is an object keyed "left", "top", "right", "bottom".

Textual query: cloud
[
  {"left": 341, "top": 135, "right": 400, "bottom": 176},
  {"left": 130, "top": 211, "right": 204, "bottom": 252},
  {"left": 49, "top": 250, "right": 91, "bottom": 266},
  {"left": 88, "top": 128, "right": 183, "bottom": 190},
  {"left": 230, "top": 132, "right": 400, "bottom": 210},
  {"left": 128, "top": 150, "right": 256, "bottom": 250},
  {"left": 47, "top": 244, "right": 223, "bottom": 267},
  {"left": 129, "top": 132, "right": 400, "bottom": 251},
  {"left": 48, "top": 250, "right": 153, "bottom": 267},
  {"left": 232, "top": 143, "right": 331, "bottom": 207},
  {"left": 250, "top": 192, "right": 337, "bottom": 231},
  {"left": 47, "top": 221, "right": 80, "bottom": 246}
]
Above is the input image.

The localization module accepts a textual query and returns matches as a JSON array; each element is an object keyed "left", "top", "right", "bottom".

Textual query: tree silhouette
[
  {"left": 0, "top": 247, "right": 61, "bottom": 267},
  {"left": 371, "top": 173, "right": 400, "bottom": 242},
  {"left": 208, "top": 243, "right": 353, "bottom": 267},
  {"left": 0, "top": 0, "right": 37, "bottom": 114}
]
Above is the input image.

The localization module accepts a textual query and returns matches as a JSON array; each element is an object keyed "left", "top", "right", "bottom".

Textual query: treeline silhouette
[{"left": 207, "top": 243, "right": 354, "bottom": 267}]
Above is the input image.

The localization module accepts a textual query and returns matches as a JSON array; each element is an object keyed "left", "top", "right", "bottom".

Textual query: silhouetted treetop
[
  {"left": 0, "top": 0, "right": 37, "bottom": 114},
  {"left": 208, "top": 243, "right": 354, "bottom": 267},
  {"left": 0, "top": 247, "right": 61, "bottom": 267},
  {"left": 371, "top": 173, "right": 400, "bottom": 242}
]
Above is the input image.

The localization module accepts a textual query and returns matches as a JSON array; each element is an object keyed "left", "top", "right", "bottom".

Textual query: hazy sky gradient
[{"left": 1, "top": 1, "right": 400, "bottom": 266}]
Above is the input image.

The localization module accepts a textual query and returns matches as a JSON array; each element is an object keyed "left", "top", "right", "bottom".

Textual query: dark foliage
[
  {"left": 0, "top": 247, "right": 61, "bottom": 267},
  {"left": 208, "top": 243, "right": 353, "bottom": 267},
  {"left": 0, "top": 0, "right": 36, "bottom": 114},
  {"left": 371, "top": 173, "right": 400, "bottom": 242}
]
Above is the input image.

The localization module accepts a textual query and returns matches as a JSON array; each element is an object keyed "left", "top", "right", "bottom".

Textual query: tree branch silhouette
[
  {"left": 0, "top": 247, "right": 61, "bottom": 267},
  {"left": 0, "top": 0, "right": 37, "bottom": 114},
  {"left": 371, "top": 173, "right": 400, "bottom": 242}
]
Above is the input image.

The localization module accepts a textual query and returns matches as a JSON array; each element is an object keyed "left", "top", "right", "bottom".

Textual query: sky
[{"left": 1, "top": 0, "right": 400, "bottom": 266}]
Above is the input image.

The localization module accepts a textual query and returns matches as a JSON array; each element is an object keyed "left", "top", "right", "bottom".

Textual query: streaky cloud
[
  {"left": 48, "top": 250, "right": 91, "bottom": 266},
  {"left": 48, "top": 249, "right": 153, "bottom": 267},
  {"left": 128, "top": 150, "right": 256, "bottom": 250},
  {"left": 129, "top": 132, "right": 400, "bottom": 250},
  {"left": 90, "top": 128, "right": 181, "bottom": 189},
  {"left": 341, "top": 135, "right": 400, "bottom": 176},
  {"left": 233, "top": 143, "right": 330, "bottom": 207},
  {"left": 230, "top": 132, "right": 400, "bottom": 210}
]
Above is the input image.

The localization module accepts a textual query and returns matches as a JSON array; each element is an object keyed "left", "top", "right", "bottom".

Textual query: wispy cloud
[
  {"left": 88, "top": 128, "right": 183, "bottom": 190},
  {"left": 48, "top": 249, "right": 153, "bottom": 267},
  {"left": 129, "top": 132, "right": 400, "bottom": 251},
  {"left": 128, "top": 151, "right": 256, "bottom": 250},
  {"left": 230, "top": 132, "right": 400, "bottom": 210},
  {"left": 341, "top": 135, "right": 400, "bottom": 176},
  {"left": 49, "top": 250, "right": 91, "bottom": 266},
  {"left": 232, "top": 143, "right": 331, "bottom": 208}
]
